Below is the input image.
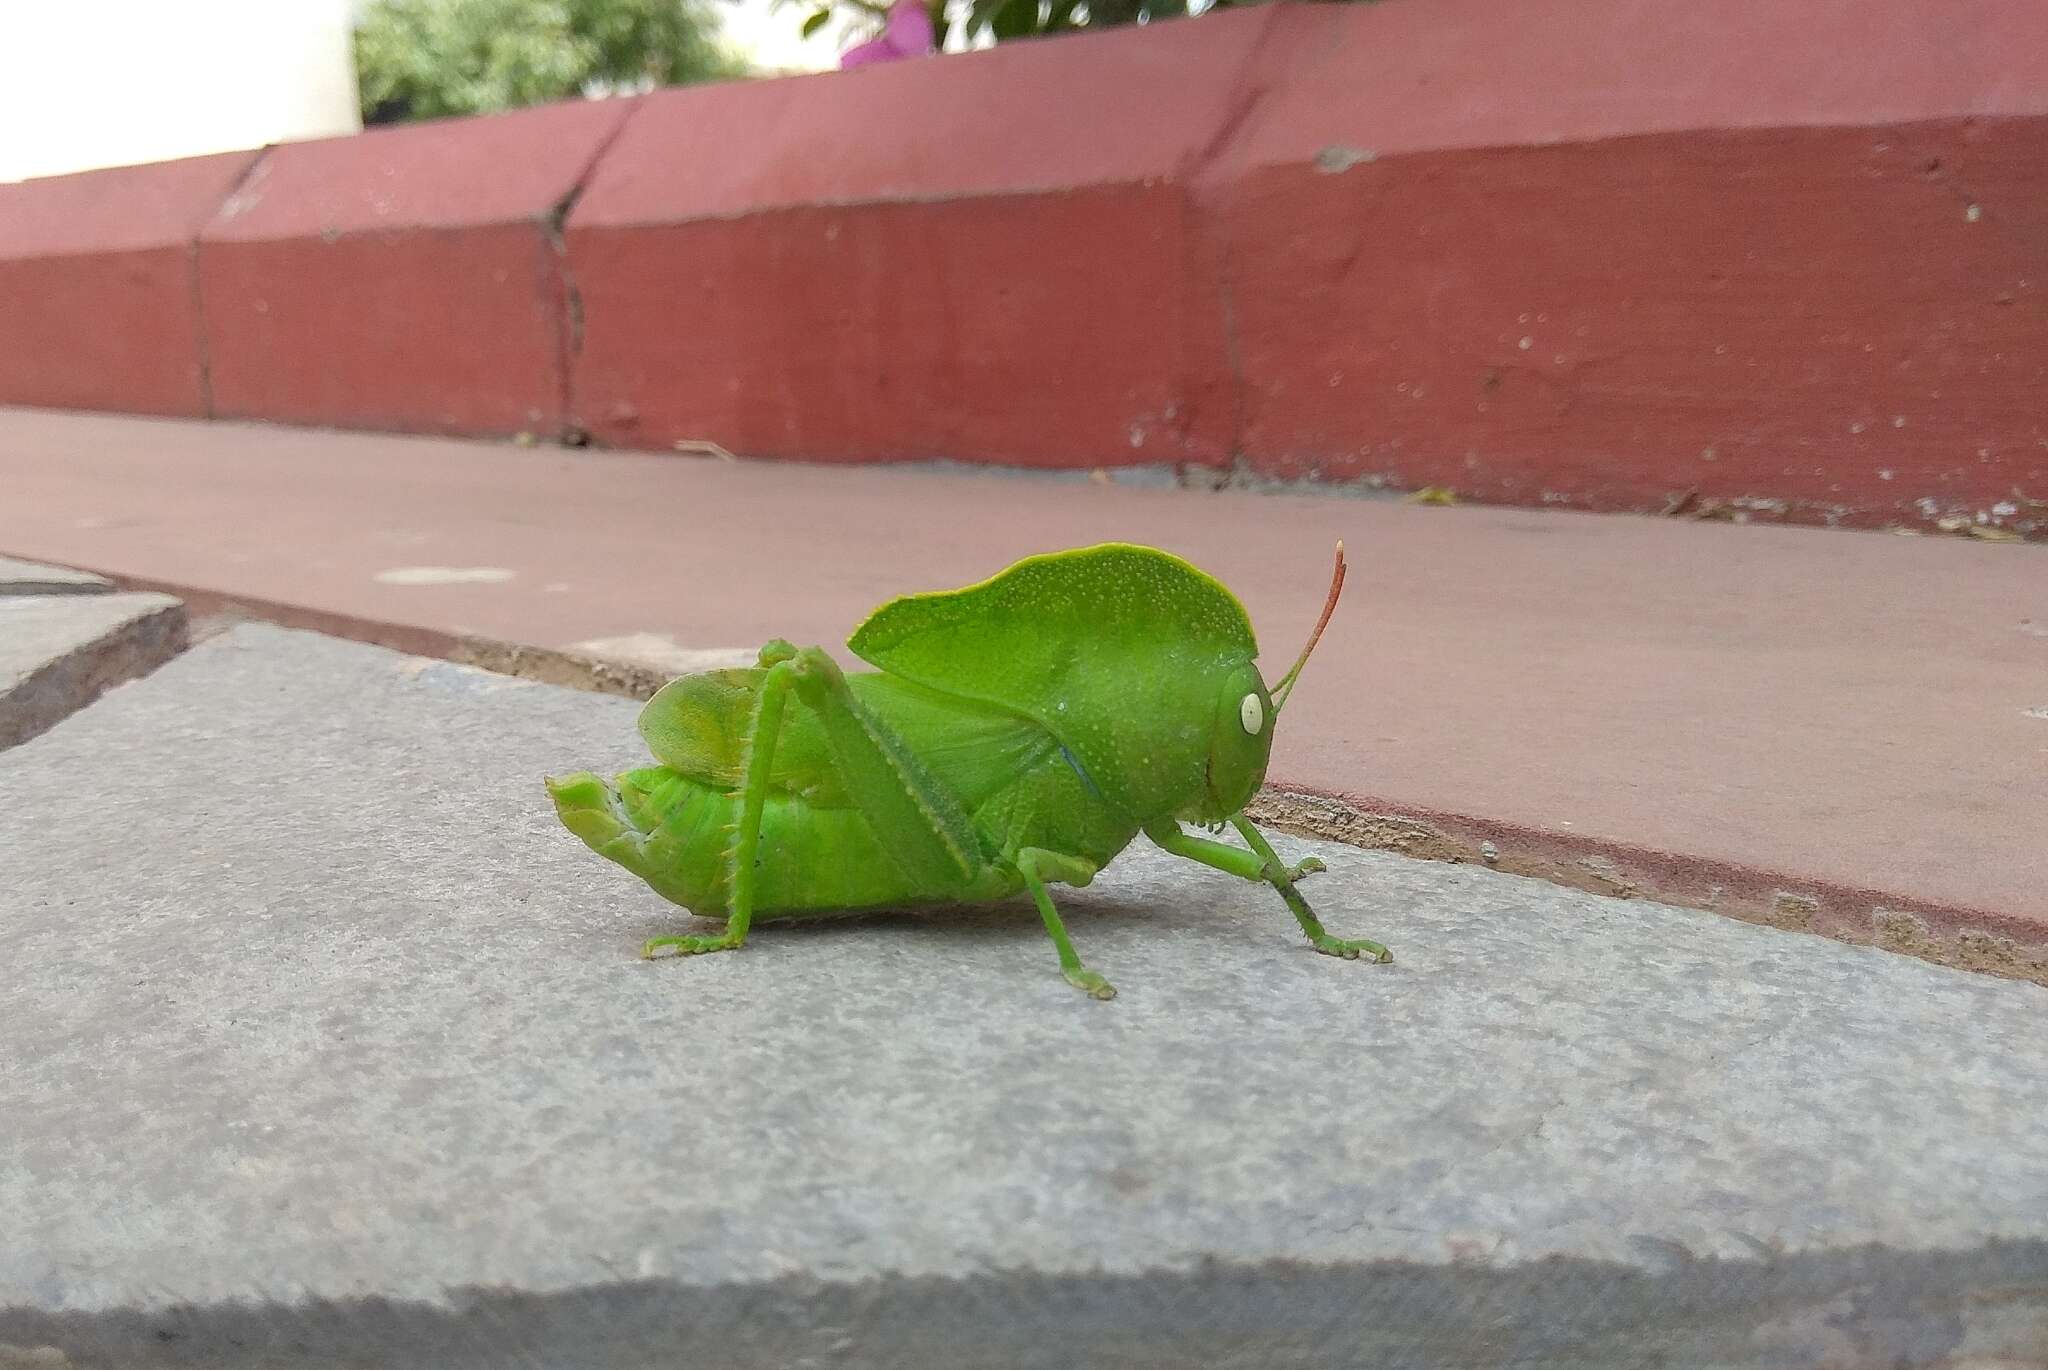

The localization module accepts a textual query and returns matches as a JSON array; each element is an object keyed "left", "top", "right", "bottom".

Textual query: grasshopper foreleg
[{"left": 1143, "top": 818, "right": 1393, "bottom": 964}]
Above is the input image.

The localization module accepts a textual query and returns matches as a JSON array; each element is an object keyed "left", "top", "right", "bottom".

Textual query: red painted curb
[
  {"left": 0, "top": 150, "right": 259, "bottom": 417},
  {"left": 197, "top": 99, "right": 636, "bottom": 437}
]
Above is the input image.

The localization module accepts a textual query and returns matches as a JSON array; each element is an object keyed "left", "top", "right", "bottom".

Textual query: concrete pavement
[
  {"left": 3, "top": 621, "right": 2044, "bottom": 1367},
  {"left": 0, "top": 408, "right": 2043, "bottom": 982}
]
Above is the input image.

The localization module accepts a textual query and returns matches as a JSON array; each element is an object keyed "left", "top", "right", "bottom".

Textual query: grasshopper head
[
  {"left": 1186, "top": 542, "right": 1346, "bottom": 823},
  {"left": 1190, "top": 660, "right": 1277, "bottom": 823}
]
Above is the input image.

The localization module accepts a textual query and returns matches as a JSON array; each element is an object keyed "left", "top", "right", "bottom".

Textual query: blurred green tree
[{"left": 355, "top": 0, "right": 747, "bottom": 124}]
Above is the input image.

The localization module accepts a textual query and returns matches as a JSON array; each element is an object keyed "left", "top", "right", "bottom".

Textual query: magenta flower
[{"left": 840, "top": 0, "right": 936, "bottom": 68}]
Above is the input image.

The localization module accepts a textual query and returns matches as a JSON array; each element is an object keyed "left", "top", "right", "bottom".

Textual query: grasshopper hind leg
[
  {"left": 641, "top": 903, "right": 741, "bottom": 959},
  {"left": 640, "top": 638, "right": 1005, "bottom": 966},
  {"left": 644, "top": 646, "right": 804, "bottom": 961}
]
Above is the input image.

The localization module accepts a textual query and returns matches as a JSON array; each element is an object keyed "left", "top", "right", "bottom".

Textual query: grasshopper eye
[{"left": 1239, "top": 692, "right": 1264, "bottom": 735}]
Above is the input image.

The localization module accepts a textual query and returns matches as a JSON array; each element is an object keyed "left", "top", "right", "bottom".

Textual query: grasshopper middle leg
[{"left": 1017, "top": 848, "right": 1112, "bottom": 999}]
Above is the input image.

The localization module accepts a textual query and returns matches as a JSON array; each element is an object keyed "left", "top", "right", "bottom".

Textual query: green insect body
[{"left": 545, "top": 542, "right": 1388, "bottom": 998}]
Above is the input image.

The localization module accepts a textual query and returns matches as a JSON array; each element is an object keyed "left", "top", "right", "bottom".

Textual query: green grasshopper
[{"left": 545, "top": 542, "right": 1388, "bottom": 998}]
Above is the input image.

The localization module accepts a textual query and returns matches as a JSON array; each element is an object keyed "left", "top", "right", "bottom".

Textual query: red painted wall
[
  {"left": 197, "top": 99, "right": 633, "bottom": 436},
  {"left": 1, "top": 0, "right": 2043, "bottom": 531},
  {"left": 1199, "top": 0, "right": 2048, "bottom": 527},
  {"left": 0, "top": 151, "right": 258, "bottom": 417},
  {"left": 565, "top": 11, "right": 1263, "bottom": 465}
]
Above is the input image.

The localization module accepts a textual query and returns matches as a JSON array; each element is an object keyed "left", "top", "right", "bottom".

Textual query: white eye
[{"left": 1239, "top": 692, "right": 1264, "bottom": 735}]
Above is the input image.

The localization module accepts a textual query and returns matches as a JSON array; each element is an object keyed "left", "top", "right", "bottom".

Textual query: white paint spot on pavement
[
  {"left": 1314, "top": 145, "right": 1377, "bottom": 174},
  {"left": 571, "top": 634, "right": 759, "bottom": 676},
  {"left": 374, "top": 566, "right": 517, "bottom": 586}
]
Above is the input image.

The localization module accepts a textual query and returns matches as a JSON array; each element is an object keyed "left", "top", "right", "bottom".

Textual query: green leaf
[
  {"left": 801, "top": 8, "right": 831, "bottom": 36},
  {"left": 990, "top": 0, "right": 1042, "bottom": 39}
]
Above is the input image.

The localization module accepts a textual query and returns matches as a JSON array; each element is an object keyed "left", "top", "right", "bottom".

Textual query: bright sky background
[
  {"left": 0, "top": 0, "right": 363, "bottom": 182},
  {"left": 717, "top": 0, "right": 867, "bottom": 72}
]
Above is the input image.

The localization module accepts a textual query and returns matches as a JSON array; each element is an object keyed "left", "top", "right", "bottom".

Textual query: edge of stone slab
[
  {"left": 86, "top": 579, "right": 671, "bottom": 700},
  {"left": 0, "top": 555, "right": 113, "bottom": 596},
  {"left": 0, "top": 593, "right": 187, "bottom": 750},
  {"left": 52, "top": 572, "right": 2048, "bottom": 990},
  {"left": 3, "top": 1240, "right": 2044, "bottom": 1370},
  {"left": 1247, "top": 788, "right": 2048, "bottom": 990}
]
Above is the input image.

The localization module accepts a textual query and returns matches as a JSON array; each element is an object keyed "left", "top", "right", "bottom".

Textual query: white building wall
[{"left": 0, "top": 0, "right": 362, "bottom": 183}]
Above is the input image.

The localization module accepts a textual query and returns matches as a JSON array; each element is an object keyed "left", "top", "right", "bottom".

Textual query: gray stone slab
[
  {"left": 1, "top": 624, "right": 2045, "bottom": 1369},
  {"left": 0, "top": 591, "right": 184, "bottom": 749},
  {"left": 0, "top": 556, "right": 111, "bottom": 596}
]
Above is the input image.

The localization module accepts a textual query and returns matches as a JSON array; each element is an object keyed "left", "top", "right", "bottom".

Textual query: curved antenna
[{"left": 1270, "top": 541, "right": 1346, "bottom": 712}]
